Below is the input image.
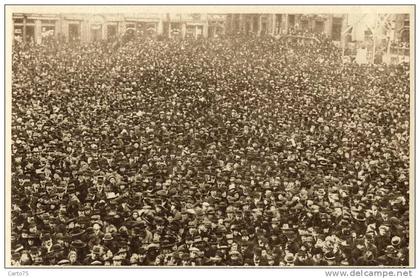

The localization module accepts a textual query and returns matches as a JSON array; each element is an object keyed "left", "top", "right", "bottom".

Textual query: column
[
  {"left": 168, "top": 22, "right": 172, "bottom": 38},
  {"left": 312, "top": 17, "right": 317, "bottom": 32},
  {"left": 203, "top": 22, "right": 208, "bottom": 38},
  {"left": 54, "top": 16, "right": 61, "bottom": 39},
  {"left": 117, "top": 21, "right": 125, "bottom": 38},
  {"left": 239, "top": 14, "right": 244, "bottom": 33},
  {"left": 226, "top": 14, "right": 232, "bottom": 34},
  {"left": 103, "top": 23, "right": 107, "bottom": 40},
  {"left": 271, "top": 14, "right": 276, "bottom": 36},
  {"left": 283, "top": 14, "right": 289, "bottom": 34},
  {"left": 157, "top": 19, "right": 163, "bottom": 36},
  {"left": 326, "top": 15, "right": 333, "bottom": 37},
  {"left": 22, "top": 17, "right": 27, "bottom": 43},
  {"left": 257, "top": 14, "right": 262, "bottom": 36},
  {"left": 62, "top": 21, "right": 69, "bottom": 42},
  {"left": 181, "top": 22, "right": 186, "bottom": 39},
  {"left": 103, "top": 22, "right": 108, "bottom": 40},
  {"left": 35, "top": 19, "right": 42, "bottom": 44},
  {"left": 82, "top": 19, "right": 89, "bottom": 43}
]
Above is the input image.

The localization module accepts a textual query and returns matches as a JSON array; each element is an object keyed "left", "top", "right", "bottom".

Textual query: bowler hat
[
  {"left": 70, "top": 240, "right": 86, "bottom": 249},
  {"left": 70, "top": 227, "right": 85, "bottom": 238}
]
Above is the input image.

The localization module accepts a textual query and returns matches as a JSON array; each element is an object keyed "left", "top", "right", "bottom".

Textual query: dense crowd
[{"left": 11, "top": 31, "right": 410, "bottom": 266}]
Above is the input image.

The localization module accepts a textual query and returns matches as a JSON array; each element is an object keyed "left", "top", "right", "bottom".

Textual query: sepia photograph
[{"left": 4, "top": 4, "right": 415, "bottom": 269}]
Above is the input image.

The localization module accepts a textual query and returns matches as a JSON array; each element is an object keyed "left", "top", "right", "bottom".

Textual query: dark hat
[
  {"left": 180, "top": 253, "right": 190, "bottom": 261},
  {"left": 354, "top": 212, "right": 366, "bottom": 222},
  {"left": 354, "top": 238, "right": 365, "bottom": 246},
  {"left": 70, "top": 239, "right": 87, "bottom": 249},
  {"left": 41, "top": 233, "right": 52, "bottom": 241},
  {"left": 26, "top": 233, "right": 37, "bottom": 240},
  {"left": 324, "top": 251, "right": 336, "bottom": 261},
  {"left": 161, "top": 238, "right": 176, "bottom": 249},
  {"left": 208, "top": 235, "right": 218, "bottom": 245},
  {"left": 385, "top": 245, "right": 398, "bottom": 255},
  {"left": 29, "top": 246, "right": 39, "bottom": 254},
  {"left": 70, "top": 227, "right": 85, "bottom": 238},
  {"left": 193, "top": 236, "right": 204, "bottom": 244},
  {"left": 54, "top": 232, "right": 65, "bottom": 241},
  {"left": 50, "top": 243, "right": 64, "bottom": 253}
]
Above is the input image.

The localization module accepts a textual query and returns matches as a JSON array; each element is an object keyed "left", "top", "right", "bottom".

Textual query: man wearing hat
[
  {"left": 84, "top": 245, "right": 104, "bottom": 265},
  {"left": 227, "top": 250, "right": 243, "bottom": 266},
  {"left": 282, "top": 253, "right": 296, "bottom": 267},
  {"left": 377, "top": 245, "right": 401, "bottom": 266},
  {"left": 294, "top": 250, "right": 311, "bottom": 266}
]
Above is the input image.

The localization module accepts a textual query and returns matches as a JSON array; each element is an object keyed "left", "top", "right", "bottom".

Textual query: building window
[
  {"left": 315, "top": 21, "right": 324, "bottom": 34},
  {"left": 171, "top": 22, "right": 181, "bottom": 37},
  {"left": 185, "top": 25, "right": 194, "bottom": 38},
  {"left": 301, "top": 20, "right": 309, "bottom": 31},
  {"left": 91, "top": 24, "right": 103, "bottom": 41},
  {"left": 69, "top": 23, "right": 81, "bottom": 41},
  {"left": 233, "top": 14, "right": 240, "bottom": 33},
  {"left": 13, "top": 18, "right": 23, "bottom": 24},
  {"left": 146, "top": 22, "right": 157, "bottom": 35},
  {"left": 42, "top": 26, "right": 55, "bottom": 34},
  {"left": 197, "top": 25, "right": 203, "bottom": 37},
  {"left": 107, "top": 25, "right": 117, "bottom": 39},
  {"left": 288, "top": 15, "right": 295, "bottom": 27},
  {"left": 401, "top": 29, "right": 409, "bottom": 43},
  {"left": 163, "top": 22, "right": 170, "bottom": 36},
  {"left": 41, "top": 20, "right": 56, "bottom": 25},
  {"left": 332, "top": 17, "right": 342, "bottom": 41},
  {"left": 261, "top": 22, "right": 267, "bottom": 35},
  {"left": 26, "top": 19, "right": 35, "bottom": 24},
  {"left": 253, "top": 15, "right": 259, "bottom": 33},
  {"left": 243, "top": 21, "right": 249, "bottom": 35},
  {"left": 14, "top": 26, "right": 23, "bottom": 41},
  {"left": 25, "top": 25, "right": 35, "bottom": 42}
]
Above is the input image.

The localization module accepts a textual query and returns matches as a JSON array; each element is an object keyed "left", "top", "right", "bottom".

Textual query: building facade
[
  {"left": 12, "top": 13, "right": 226, "bottom": 44},
  {"left": 12, "top": 12, "right": 408, "bottom": 47},
  {"left": 225, "top": 13, "right": 346, "bottom": 41},
  {"left": 161, "top": 13, "right": 225, "bottom": 39}
]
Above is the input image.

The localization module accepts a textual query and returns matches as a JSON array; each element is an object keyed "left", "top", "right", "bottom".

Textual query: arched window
[{"left": 400, "top": 29, "right": 409, "bottom": 43}]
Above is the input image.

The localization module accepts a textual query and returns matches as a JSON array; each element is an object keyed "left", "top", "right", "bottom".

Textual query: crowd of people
[{"left": 11, "top": 29, "right": 410, "bottom": 266}]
